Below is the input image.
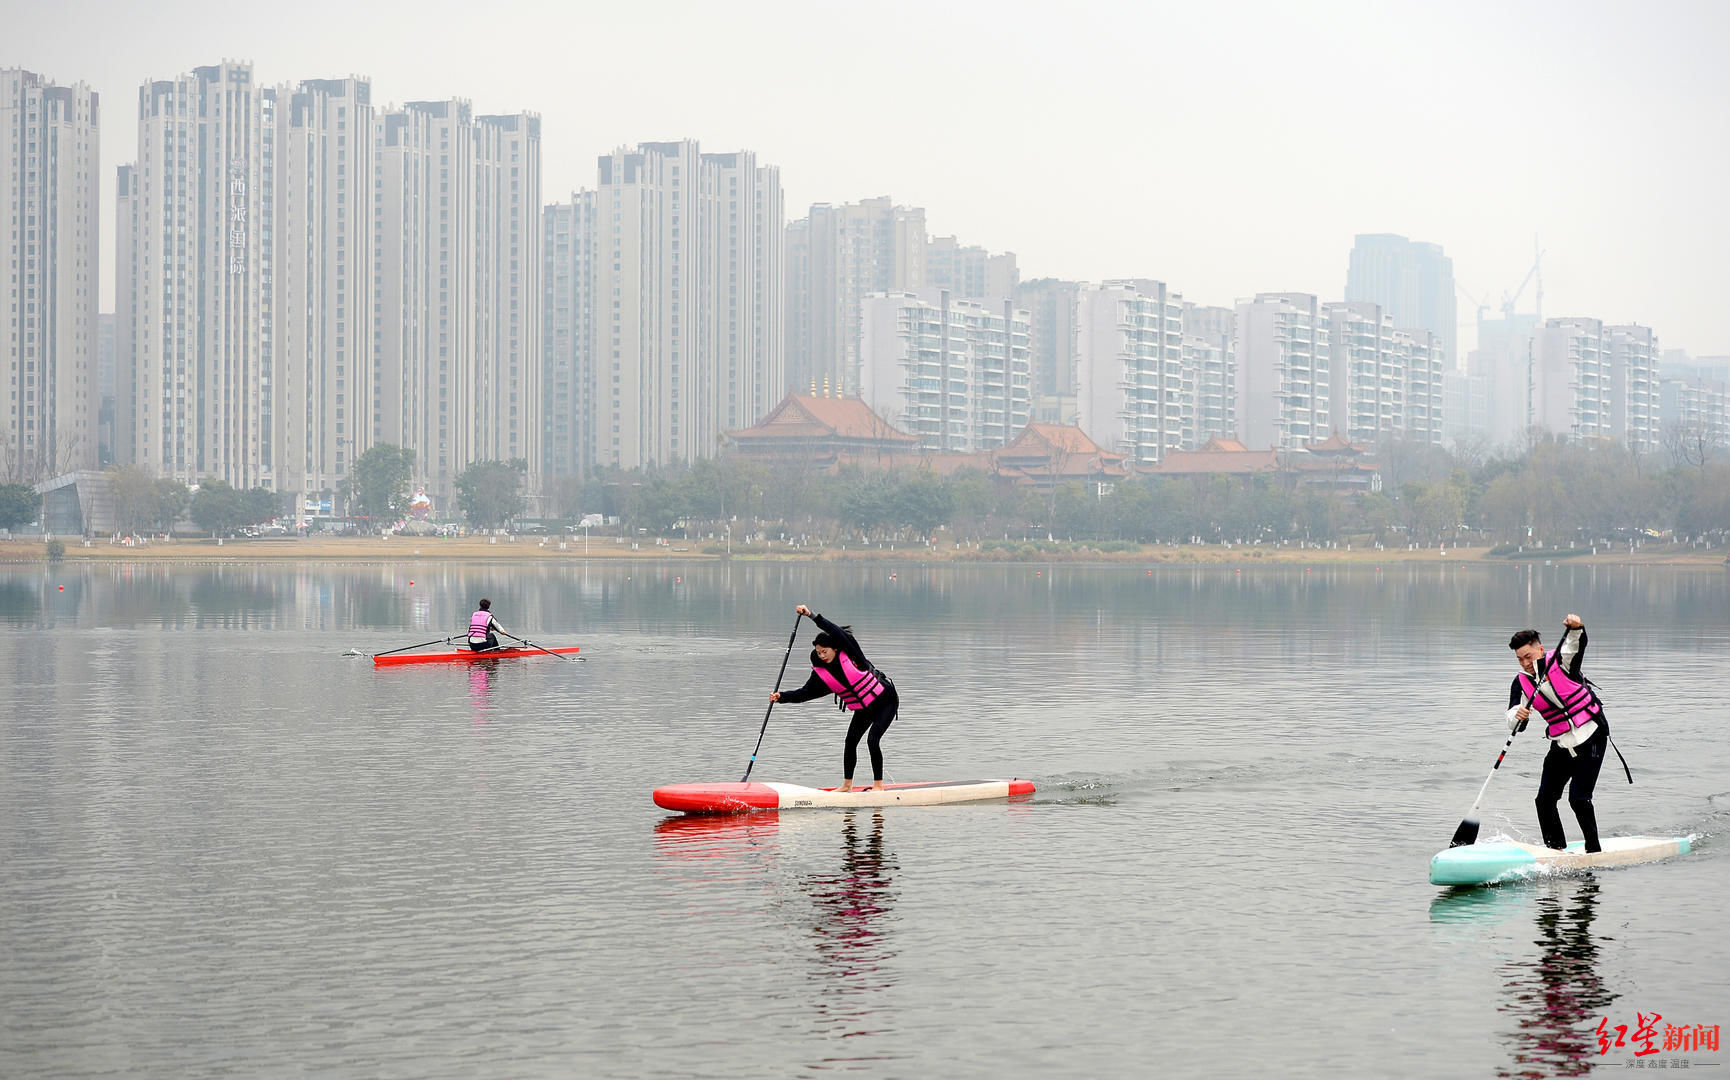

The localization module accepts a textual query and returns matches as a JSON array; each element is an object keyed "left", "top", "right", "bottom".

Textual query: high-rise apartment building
[
  {"left": 3, "top": 69, "right": 99, "bottom": 481},
  {"left": 119, "top": 63, "right": 278, "bottom": 487},
  {"left": 370, "top": 100, "right": 541, "bottom": 502},
  {"left": 859, "top": 289, "right": 1030, "bottom": 453},
  {"left": 1345, "top": 234, "right": 1456, "bottom": 371},
  {"left": 472, "top": 112, "right": 541, "bottom": 475},
  {"left": 786, "top": 197, "right": 925, "bottom": 397},
  {"left": 1658, "top": 370, "right": 1728, "bottom": 457},
  {"left": 1235, "top": 292, "right": 1329, "bottom": 451},
  {"left": 1016, "top": 278, "right": 1081, "bottom": 398},
  {"left": 1466, "top": 310, "right": 1538, "bottom": 446},
  {"left": 275, "top": 77, "right": 373, "bottom": 500},
  {"left": 1182, "top": 304, "right": 1236, "bottom": 446},
  {"left": 118, "top": 67, "right": 541, "bottom": 505},
  {"left": 704, "top": 152, "right": 783, "bottom": 436},
  {"left": 1401, "top": 326, "right": 1445, "bottom": 446},
  {"left": 1076, "top": 280, "right": 1188, "bottom": 465},
  {"left": 116, "top": 164, "right": 135, "bottom": 465},
  {"left": 1442, "top": 370, "right": 1488, "bottom": 447},
  {"left": 595, "top": 140, "right": 783, "bottom": 469},
  {"left": 1531, "top": 317, "right": 1612, "bottom": 442},
  {"left": 926, "top": 236, "right": 1017, "bottom": 303},
  {"left": 97, "top": 312, "right": 115, "bottom": 463},
  {"left": 1605, "top": 324, "right": 1658, "bottom": 454},
  {"left": 542, "top": 191, "right": 597, "bottom": 478},
  {"left": 1321, "top": 301, "right": 1403, "bottom": 447},
  {"left": 374, "top": 99, "right": 472, "bottom": 501}
]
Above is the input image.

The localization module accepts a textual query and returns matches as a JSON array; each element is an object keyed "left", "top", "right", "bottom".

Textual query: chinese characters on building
[{"left": 228, "top": 157, "right": 247, "bottom": 274}]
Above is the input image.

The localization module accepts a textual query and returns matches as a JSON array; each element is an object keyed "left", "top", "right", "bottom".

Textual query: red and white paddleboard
[{"left": 653, "top": 778, "right": 1036, "bottom": 814}]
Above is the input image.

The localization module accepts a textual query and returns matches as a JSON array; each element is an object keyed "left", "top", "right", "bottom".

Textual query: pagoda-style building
[
  {"left": 1154, "top": 437, "right": 1282, "bottom": 479},
  {"left": 726, "top": 393, "right": 920, "bottom": 469},
  {"left": 1291, "top": 431, "right": 1379, "bottom": 491},
  {"left": 990, "top": 423, "right": 1129, "bottom": 494}
]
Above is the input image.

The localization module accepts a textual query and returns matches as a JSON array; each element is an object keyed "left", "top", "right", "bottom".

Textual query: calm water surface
[{"left": 1, "top": 561, "right": 1726, "bottom": 1078}]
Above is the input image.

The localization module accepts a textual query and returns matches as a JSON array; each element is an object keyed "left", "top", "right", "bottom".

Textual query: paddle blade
[{"left": 1449, "top": 818, "right": 1480, "bottom": 848}]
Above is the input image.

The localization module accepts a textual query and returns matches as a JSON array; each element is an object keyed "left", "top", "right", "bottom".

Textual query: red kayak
[{"left": 374, "top": 646, "right": 580, "bottom": 667}]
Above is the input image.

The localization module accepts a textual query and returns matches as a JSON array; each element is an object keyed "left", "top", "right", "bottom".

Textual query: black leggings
[
  {"left": 469, "top": 631, "right": 499, "bottom": 652},
  {"left": 1536, "top": 717, "right": 1608, "bottom": 853},
  {"left": 843, "top": 685, "right": 898, "bottom": 782}
]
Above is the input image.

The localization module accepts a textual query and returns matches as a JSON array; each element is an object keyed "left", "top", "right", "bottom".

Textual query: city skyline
[{"left": 7, "top": 0, "right": 1729, "bottom": 355}]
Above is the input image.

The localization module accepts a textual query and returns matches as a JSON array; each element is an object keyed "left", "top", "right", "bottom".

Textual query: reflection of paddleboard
[
  {"left": 1430, "top": 836, "right": 1692, "bottom": 886},
  {"left": 653, "top": 778, "right": 1035, "bottom": 814}
]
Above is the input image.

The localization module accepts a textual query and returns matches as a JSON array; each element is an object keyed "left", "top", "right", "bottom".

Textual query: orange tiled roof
[
  {"left": 730, "top": 393, "right": 919, "bottom": 444},
  {"left": 1303, "top": 430, "right": 1365, "bottom": 454},
  {"left": 1155, "top": 445, "right": 1281, "bottom": 475},
  {"left": 996, "top": 422, "right": 1127, "bottom": 463}
]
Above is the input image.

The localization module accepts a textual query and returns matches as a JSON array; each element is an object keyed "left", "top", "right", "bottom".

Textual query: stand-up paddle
[
  {"left": 740, "top": 611, "right": 804, "bottom": 783},
  {"left": 502, "top": 630, "right": 585, "bottom": 662},
  {"left": 363, "top": 635, "right": 457, "bottom": 658},
  {"left": 1450, "top": 684, "right": 1539, "bottom": 848}
]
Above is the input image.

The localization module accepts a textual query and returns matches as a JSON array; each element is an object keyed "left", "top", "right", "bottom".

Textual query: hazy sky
[{"left": 8, "top": 0, "right": 1729, "bottom": 355}]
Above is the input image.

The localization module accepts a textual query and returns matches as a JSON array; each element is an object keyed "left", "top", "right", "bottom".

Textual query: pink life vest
[
  {"left": 469, "top": 610, "right": 495, "bottom": 640},
  {"left": 814, "top": 651, "right": 885, "bottom": 710},
  {"left": 1517, "top": 649, "right": 1602, "bottom": 739}
]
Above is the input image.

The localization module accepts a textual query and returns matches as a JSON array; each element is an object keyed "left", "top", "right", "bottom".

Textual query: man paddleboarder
[
  {"left": 770, "top": 604, "right": 899, "bottom": 792},
  {"left": 468, "top": 598, "right": 505, "bottom": 653},
  {"left": 1508, "top": 613, "right": 1609, "bottom": 853}
]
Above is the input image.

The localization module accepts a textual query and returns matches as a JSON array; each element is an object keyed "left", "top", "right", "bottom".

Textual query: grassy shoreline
[{"left": 2, "top": 535, "right": 1723, "bottom": 568}]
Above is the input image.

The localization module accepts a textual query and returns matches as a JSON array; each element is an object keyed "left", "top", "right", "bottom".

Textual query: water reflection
[
  {"left": 802, "top": 810, "right": 899, "bottom": 1056},
  {"left": 650, "top": 811, "right": 783, "bottom": 891},
  {"left": 653, "top": 810, "right": 781, "bottom": 849},
  {"left": 468, "top": 659, "right": 500, "bottom": 723},
  {"left": 0, "top": 579, "right": 41, "bottom": 618},
  {"left": 1496, "top": 880, "right": 1616, "bottom": 1078}
]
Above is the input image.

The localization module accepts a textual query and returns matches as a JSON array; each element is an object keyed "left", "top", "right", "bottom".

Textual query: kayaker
[
  {"left": 770, "top": 604, "right": 899, "bottom": 792},
  {"left": 1507, "top": 613, "right": 1608, "bottom": 853},
  {"left": 468, "top": 598, "right": 504, "bottom": 653}
]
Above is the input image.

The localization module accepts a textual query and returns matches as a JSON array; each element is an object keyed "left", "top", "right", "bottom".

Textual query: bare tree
[
  {"left": 1040, "top": 429, "right": 1076, "bottom": 530},
  {"left": 1663, "top": 419, "right": 1717, "bottom": 473},
  {"left": 1, "top": 430, "right": 88, "bottom": 486}
]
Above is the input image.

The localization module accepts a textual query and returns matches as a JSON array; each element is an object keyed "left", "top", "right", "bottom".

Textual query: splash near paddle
[
  {"left": 1429, "top": 835, "right": 1692, "bottom": 886},
  {"left": 652, "top": 778, "right": 1035, "bottom": 814},
  {"left": 373, "top": 646, "right": 581, "bottom": 667}
]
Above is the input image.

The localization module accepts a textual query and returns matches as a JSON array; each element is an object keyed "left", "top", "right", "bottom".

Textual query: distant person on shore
[
  {"left": 770, "top": 604, "right": 899, "bottom": 792},
  {"left": 468, "top": 598, "right": 504, "bottom": 653},
  {"left": 1507, "top": 613, "right": 1611, "bottom": 853}
]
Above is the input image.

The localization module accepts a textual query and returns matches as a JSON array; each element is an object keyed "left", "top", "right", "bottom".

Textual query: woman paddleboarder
[
  {"left": 770, "top": 604, "right": 899, "bottom": 792},
  {"left": 1507, "top": 613, "right": 1611, "bottom": 853}
]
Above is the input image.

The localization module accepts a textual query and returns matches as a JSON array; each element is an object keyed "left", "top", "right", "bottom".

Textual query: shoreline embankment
[{"left": 2, "top": 536, "right": 1723, "bottom": 569}]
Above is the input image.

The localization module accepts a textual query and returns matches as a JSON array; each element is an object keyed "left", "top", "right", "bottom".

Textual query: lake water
[{"left": 1, "top": 560, "right": 1726, "bottom": 1078}]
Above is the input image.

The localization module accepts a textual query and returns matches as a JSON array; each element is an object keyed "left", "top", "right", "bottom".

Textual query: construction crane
[
  {"left": 1502, "top": 240, "right": 1545, "bottom": 321},
  {"left": 1456, "top": 282, "right": 1489, "bottom": 327}
]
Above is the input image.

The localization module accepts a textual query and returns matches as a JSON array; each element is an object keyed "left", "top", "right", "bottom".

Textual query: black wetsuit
[
  {"left": 1510, "top": 624, "right": 1607, "bottom": 853},
  {"left": 777, "top": 614, "right": 899, "bottom": 782}
]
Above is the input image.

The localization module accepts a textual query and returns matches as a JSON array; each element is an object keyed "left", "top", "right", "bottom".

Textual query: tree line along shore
[{"left": 2, "top": 534, "right": 1724, "bottom": 568}]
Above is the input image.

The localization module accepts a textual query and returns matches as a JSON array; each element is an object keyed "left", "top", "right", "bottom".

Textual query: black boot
[
  {"left": 1571, "top": 799, "right": 1601, "bottom": 854},
  {"left": 1536, "top": 797, "right": 1568, "bottom": 850}
]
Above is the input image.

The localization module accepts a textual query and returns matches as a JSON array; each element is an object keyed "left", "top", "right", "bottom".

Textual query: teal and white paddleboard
[{"left": 1430, "top": 835, "right": 1693, "bottom": 887}]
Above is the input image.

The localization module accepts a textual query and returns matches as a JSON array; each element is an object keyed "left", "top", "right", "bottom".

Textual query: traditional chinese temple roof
[{"left": 727, "top": 393, "right": 919, "bottom": 447}]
